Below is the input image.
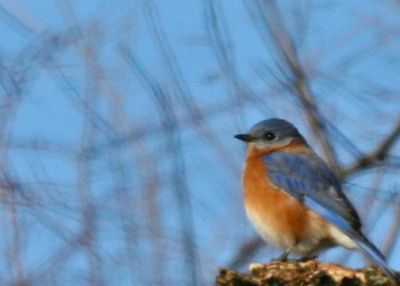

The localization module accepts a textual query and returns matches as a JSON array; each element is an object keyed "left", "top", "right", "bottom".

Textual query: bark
[{"left": 216, "top": 260, "right": 398, "bottom": 286}]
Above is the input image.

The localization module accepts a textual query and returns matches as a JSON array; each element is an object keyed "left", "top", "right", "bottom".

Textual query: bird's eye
[{"left": 264, "top": 132, "right": 276, "bottom": 140}]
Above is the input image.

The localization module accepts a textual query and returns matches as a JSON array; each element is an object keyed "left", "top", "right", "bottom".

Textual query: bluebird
[{"left": 235, "top": 118, "right": 397, "bottom": 280}]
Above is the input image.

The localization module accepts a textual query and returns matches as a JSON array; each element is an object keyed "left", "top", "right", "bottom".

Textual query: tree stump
[{"left": 216, "top": 260, "right": 398, "bottom": 286}]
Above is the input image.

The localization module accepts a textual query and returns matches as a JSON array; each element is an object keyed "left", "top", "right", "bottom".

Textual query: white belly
[
  {"left": 245, "top": 206, "right": 296, "bottom": 251},
  {"left": 246, "top": 207, "right": 357, "bottom": 255}
]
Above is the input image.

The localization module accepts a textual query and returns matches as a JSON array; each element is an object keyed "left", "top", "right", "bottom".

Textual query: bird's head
[{"left": 235, "top": 118, "right": 305, "bottom": 150}]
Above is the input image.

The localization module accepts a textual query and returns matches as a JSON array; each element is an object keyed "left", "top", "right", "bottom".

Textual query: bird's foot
[
  {"left": 272, "top": 253, "right": 318, "bottom": 263},
  {"left": 273, "top": 248, "right": 291, "bottom": 262},
  {"left": 275, "top": 253, "right": 288, "bottom": 262},
  {"left": 298, "top": 254, "right": 318, "bottom": 262}
]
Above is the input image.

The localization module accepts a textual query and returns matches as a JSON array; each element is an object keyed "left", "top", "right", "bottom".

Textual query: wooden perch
[{"left": 216, "top": 260, "right": 398, "bottom": 286}]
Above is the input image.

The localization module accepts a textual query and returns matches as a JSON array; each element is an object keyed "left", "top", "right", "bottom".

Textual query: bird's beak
[{"left": 234, "top": 134, "right": 254, "bottom": 142}]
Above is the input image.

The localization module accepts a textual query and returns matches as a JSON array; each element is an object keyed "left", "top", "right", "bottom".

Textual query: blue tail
[{"left": 349, "top": 230, "right": 398, "bottom": 281}]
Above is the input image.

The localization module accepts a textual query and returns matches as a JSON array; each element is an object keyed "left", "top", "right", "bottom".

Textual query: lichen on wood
[{"left": 216, "top": 260, "right": 398, "bottom": 286}]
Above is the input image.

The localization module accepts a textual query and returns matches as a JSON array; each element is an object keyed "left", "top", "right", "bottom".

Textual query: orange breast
[{"left": 243, "top": 149, "right": 308, "bottom": 243}]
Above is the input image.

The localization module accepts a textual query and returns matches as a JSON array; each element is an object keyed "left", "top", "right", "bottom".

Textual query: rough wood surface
[{"left": 216, "top": 260, "right": 398, "bottom": 286}]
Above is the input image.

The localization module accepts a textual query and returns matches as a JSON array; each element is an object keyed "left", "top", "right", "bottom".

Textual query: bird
[{"left": 235, "top": 118, "right": 397, "bottom": 280}]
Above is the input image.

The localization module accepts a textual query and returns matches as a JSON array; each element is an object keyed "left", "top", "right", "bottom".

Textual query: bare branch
[
  {"left": 254, "top": 0, "right": 339, "bottom": 171},
  {"left": 340, "top": 117, "right": 400, "bottom": 178}
]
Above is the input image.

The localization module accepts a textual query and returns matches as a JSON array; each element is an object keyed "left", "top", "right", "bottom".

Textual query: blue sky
[{"left": 0, "top": 0, "right": 400, "bottom": 285}]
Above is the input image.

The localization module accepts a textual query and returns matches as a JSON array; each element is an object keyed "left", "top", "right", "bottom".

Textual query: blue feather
[
  {"left": 264, "top": 151, "right": 361, "bottom": 230},
  {"left": 349, "top": 231, "right": 398, "bottom": 280},
  {"left": 305, "top": 197, "right": 351, "bottom": 231}
]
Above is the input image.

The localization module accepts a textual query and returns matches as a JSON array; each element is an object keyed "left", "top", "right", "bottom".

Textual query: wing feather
[{"left": 264, "top": 151, "right": 361, "bottom": 231}]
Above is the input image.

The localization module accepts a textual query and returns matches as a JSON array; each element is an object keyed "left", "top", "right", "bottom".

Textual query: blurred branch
[
  {"left": 339, "top": 117, "right": 400, "bottom": 178},
  {"left": 146, "top": 2, "right": 240, "bottom": 177},
  {"left": 382, "top": 193, "right": 400, "bottom": 258},
  {"left": 204, "top": 0, "right": 260, "bottom": 122},
  {"left": 253, "top": 0, "right": 338, "bottom": 171},
  {"left": 227, "top": 236, "right": 265, "bottom": 270},
  {"left": 121, "top": 45, "right": 199, "bottom": 286}
]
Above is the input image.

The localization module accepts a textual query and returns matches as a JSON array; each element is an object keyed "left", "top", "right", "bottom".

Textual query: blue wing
[{"left": 264, "top": 151, "right": 361, "bottom": 231}]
